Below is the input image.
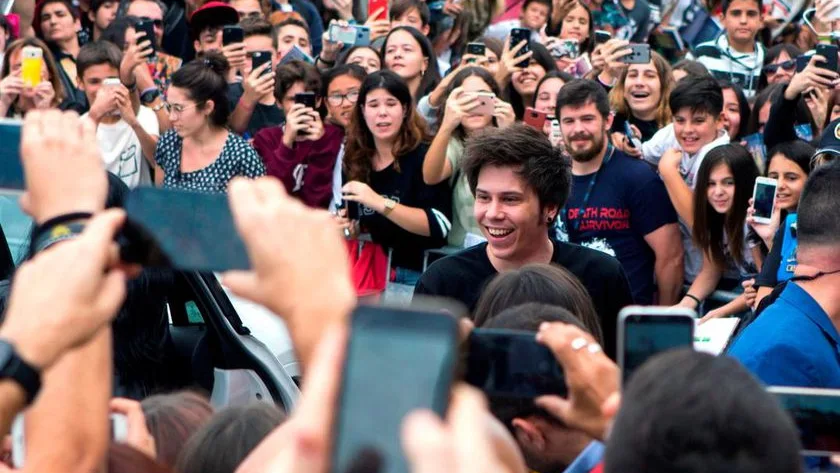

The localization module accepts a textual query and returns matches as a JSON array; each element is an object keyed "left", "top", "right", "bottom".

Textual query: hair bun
[{"left": 198, "top": 51, "right": 230, "bottom": 77}]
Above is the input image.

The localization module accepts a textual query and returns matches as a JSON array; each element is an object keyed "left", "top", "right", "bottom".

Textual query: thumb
[{"left": 222, "top": 270, "right": 262, "bottom": 301}]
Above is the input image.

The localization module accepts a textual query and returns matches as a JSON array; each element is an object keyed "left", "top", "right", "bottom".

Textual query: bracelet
[
  {"left": 32, "top": 222, "right": 86, "bottom": 254},
  {"left": 140, "top": 86, "right": 158, "bottom": 96},
  {"left": 126, "top": 82, "right": 137, "bottom": 92},
  {"left": 34, "top": 212, "right": 93, "bottom": 238},
  {"left": 685, "top": 293, "right": 701, "bottom": 306},
  {"left": 316, "top": 55, "right": 335, "bottom": 67}
]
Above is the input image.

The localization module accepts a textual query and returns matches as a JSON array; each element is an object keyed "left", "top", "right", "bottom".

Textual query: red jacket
[{"left": 253, "top": 123, "right": 344, "bottom": 209}]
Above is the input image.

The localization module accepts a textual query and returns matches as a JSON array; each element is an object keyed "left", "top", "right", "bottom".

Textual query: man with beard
[{"left": 555, "top": 79, "right": 683, "bottom": 305}]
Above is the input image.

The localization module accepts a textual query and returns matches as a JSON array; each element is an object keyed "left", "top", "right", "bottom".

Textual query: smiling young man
[
  {"left": 415, "top": 123, "right": 633, "bottom": 358},
  {"left": 641, "top": 75, "right": 730, "bottom": 282},
  {"left": 694, "top": 0, "right": 764, "bottom": 97},
  {"left": 556, "top": 80, "right": 683, "bottom": 305}
]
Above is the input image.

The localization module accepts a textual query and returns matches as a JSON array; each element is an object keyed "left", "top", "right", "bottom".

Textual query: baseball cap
[
  {"left": 190, "top": 1, "right": 239, "bottom": 38},
  {"left": 812, "top": 118, "right": 840, "bottom": 168}
]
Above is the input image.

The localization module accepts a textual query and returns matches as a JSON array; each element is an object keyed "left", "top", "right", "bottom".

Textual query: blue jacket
[{"left": 728, "top": 282, "right": 840, "bottom": 388}]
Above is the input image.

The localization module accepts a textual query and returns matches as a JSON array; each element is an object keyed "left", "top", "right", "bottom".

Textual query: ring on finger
[
  {"left": 587, "top": 343, "right": 603, "bottom": 354},
  {"left": 571, "top": 337, "right": 588, "bottom": 351}
]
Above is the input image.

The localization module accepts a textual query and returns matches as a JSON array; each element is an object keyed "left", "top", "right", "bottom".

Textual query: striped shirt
[{"left": 694, "top": 34, "right": 765, "bottom": 98}]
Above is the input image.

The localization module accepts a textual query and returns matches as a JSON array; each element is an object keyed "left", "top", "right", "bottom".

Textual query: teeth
[{"left": 487, "top": 228, "right": 513, "bottom": 237}]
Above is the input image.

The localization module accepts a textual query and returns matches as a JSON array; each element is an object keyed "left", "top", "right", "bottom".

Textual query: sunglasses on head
[{"left": 763, "top": 59, "right": 796, "bottom": 74}]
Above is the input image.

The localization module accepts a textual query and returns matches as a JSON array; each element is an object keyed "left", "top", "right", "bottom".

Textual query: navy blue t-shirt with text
[{"left": 556, "top": 151, "right": 678, "bottom": 304}]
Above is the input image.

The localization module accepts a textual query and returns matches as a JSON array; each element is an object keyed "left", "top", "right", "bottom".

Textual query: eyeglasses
[
  {"left": 327, "top": 90, "right": 360, "bottom": 106},
  {"left": 167, "top": 103, "right": 197, "bottom": 117},
  {"left": 763, "top": 59, "right": 796, "bottom": 74},
  {"left": 139, "top": 17, "right": 164, "bottom": 28}
]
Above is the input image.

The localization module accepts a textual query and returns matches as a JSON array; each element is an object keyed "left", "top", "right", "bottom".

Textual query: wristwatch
[
  {"left": 0, "top": 339, "right": 41, "bottom": 405},
  {"left": 382, "top": 198, "right": 397, "bottom": 216},
  {"left": 140, "top": 87, "right": 162, "bottom": 106}
]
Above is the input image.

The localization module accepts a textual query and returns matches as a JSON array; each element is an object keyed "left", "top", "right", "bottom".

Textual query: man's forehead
[{"left": 477, "top": 166, "right": 528, "bottom": 192}]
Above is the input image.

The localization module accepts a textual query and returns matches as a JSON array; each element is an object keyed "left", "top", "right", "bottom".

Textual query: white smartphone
[
  {"left": 102, "top": 77, "right": 122, "bottom": 88},
  {"left": 768, "top": 386, "right": 840, "bottom": 456},
  {"left": 12, "top": 412, "right": 129, "bottom": 468},
  {"left": 752, "top": 177, "right": 778, "bottom": 225},
  {"left": 617, "top": 306, "right": 696, "bottom": 386}
]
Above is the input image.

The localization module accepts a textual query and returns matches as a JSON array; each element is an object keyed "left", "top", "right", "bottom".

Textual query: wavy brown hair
[
  {"left": 608, "top": 51, "right": 672, "bottom": 128},
  {"left": 343, "top": 70, "right": 429, "bottom": 183},
  {"left": 1, "top": 37, "right": 67, "bottom": 107}
]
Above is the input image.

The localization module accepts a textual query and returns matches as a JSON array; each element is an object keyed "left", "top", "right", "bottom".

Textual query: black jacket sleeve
[{"left": 764, "top": 83, "right": 800, "bottom": 150}]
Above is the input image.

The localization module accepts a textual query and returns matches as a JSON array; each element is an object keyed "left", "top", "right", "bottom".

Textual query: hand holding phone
[
  {"left": 250, "top": 50, "right": 273, "bottom": 76},
  {"left": 618, "top": 44, "right": 651, "bottom": 64},
  {"left": 524, "top": 107, "right": 548, "bottom": 130},
  {"left": 509, "top": 28, "right": 531, "bottom": 68},
  {"left": 329, "top": 23, "right": 358, "bottom": 45},
  {"left": 751, "top": 177, "right": 778, "bottom": 224},
  {"left": 133, "top": 19, "right": 157, "bottom": 55},
  {"left": 816, "top": 44, "right": 839, "bottom": 72},
  {"left": 332, "top": 303, "right": 460, "bottom": 473},
  {"left": 222, "top": 25, "right": 244, "bottom": 46},
  {"left": 21, "top": 46, "right": 43, "bottom": 88}
]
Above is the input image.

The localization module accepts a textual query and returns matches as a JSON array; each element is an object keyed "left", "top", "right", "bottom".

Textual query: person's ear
[
  {"left": 87, "top": 9, "right": 95, "bottom": 24},
  {"left": 422, "top": 57, "right": 429, "bottom": 75},
  {"left": 512, "top": 417, "right": 546, "bottom": 451},
  {"left": 204, "top": 99, "right": 216, "bottom": 118},
  {"left": 194, "top": 39, "right": 201, "bottom": 52},
  {"left": 422, "top": 24, "right": 430, "bottom": 36},
  {"left": 605, "top": 110, "right": 614, "bottom": 132},
  {"left": 716, "top": 111, "right": 726, "bottom": 130},
  {"left": 543, "top": 204, "right": 559, "bottom": 225}
]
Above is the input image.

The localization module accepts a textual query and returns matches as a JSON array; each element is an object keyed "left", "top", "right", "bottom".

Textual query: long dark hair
[
  {"left": 381, "top": 26, "right": 441, "bottom": 99},
  {"left": 692, "top": 144, "right": 759, "bottom": 268},
  {"left": 718, "top": 79, "right": 750, "bottom": 141},
  {"left": 506, "top": 42, "right": 556, "bottom": 119},
  {"left": 343, "top": 70, "right": 429, "bottom": 183},
  {"left": 437, "top": 66, "right": 501, "bottom": 142}
]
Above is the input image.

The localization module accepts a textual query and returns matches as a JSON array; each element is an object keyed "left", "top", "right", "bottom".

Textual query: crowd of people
[{"left": 1, "top": 0, "right": 840, "bottom": 470}]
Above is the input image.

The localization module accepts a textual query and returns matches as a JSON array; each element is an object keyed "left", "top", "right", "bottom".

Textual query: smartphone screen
[
  {"left": 510, "top": 28, "right": 531, "bottom": 68},
  {"left": 770, "top": 387, "right": 840, "bottom": 456},
  {"left": 0, "top": 120, "right": 25, "bottom": 195},
  {"left": 329, "top": 23, "right": 358, "bottom": 45},
  {"left": 752, "top": 178, "right": 778, "bottom": 221},
  {"left": 619, "top": 307, "right": 695, "bottom": 385},
  {"left": 466, "top": 42, "right": 486, "bottom": 56},
  {"left": 465, "top": 329, "right": 566, "bottom": 399},
  {"left": 332, "top": 305, "right": 459, "bottom": 473},
  {"left": 122, "top": 187, "right": 250, "bottom": 271}
]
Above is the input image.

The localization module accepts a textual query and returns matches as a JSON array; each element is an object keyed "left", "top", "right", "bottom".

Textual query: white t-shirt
[{"left": 84, "top": 106, "right": 160, "bottom": 188}]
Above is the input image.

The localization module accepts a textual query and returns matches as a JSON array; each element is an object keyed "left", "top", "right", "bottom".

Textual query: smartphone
[
  {"left": 624, "top": 121, "right": 642, "bottom": 149},
  {"left": 280, "top": 44, "right": 314, "bottom": 64},
  {"left": 769, "top": 387, "right": 840, "bottom": 456},
  {"left": 465, "top": 328, "right": 566, "bottom": 399},
  {"left": 102, "top": 77, "right": 121, "bottom": 88},
  {"left": 473, "top": 92, "right": 495, "bottom": 116},
  {"left": 251, "top": 50, "right": 273, "bottom": 76},
  {"left": 120, "top": 187, "right": 250, "bottom": 271},
  {"left": 133, "top": 18, "right": 157, "bottom": 54},
  {"left": 594, "top": 29, "right": 612, "bottom": 46},
  {"left": 523, "top": 107, "right": 548, "bottom": 130},
  {"left": 550, "top": 38, "right": 579, "bottom": 59},
  {"left": 21, "top": 46, "right": 43, "bottom": 88},
  {"left": 510, "top": 27, "right": 531, "bottom": 68},
  {"left": 0, "top": 119, "right": 25, "bottom": 194},
  {"left": 294, "top": 91, "right": 316, "bottom": 109},
  {"left": 332, "top": 303, "right": 460, "bottom": 473},
  {"left": 796, "top": 54, "right": 811, "bottom": 73},
  {"left": 368, "top": 0, "right": 388, "bottom": 20},
  {"left": 222, "top": 24, "right": 244, "bottom": 46},
  {"left": 354, "top": 25, "right": 371, "bottom": 46},
  {"left": 466, "top": 42, "right": 486, "bottom": 56},
  {"left": 618, "top": 44, "right": 651, "bottom": 64},
  {"left": 329, "top": 23, "right": 358, "bottom": 45},
  {"left": 751, "top": 177, "right": 778, "bottom": 224},
  {"left": 12, "top": 412, "right": 129, "bottom": 468},
  {"left": 816, "top": 44, "right": 838, "bottom": 72},
  {"left": 617, "top": 306, "right": 695, "bottom": 386}
]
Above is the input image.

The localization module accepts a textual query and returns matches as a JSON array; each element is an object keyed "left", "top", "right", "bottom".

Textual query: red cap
[{"left": 190, "top": 1, "right": 239, "bottom": 37}]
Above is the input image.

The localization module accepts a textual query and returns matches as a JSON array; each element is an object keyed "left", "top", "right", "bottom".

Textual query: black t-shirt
[
  {"left": 414, "top": 240, "right": 634, "bottom": 359},
  {"left": 558, "top": 151, "right": 677, "bottom": 304},
  {"left": 611, "top": 113, "right": 659, "bottom": 142},
  {"left": 357, "top": 143, "right": 452, "bottom": 272},
  {"left": 226, "top": 83, "right": 284, "bottom": 138}
]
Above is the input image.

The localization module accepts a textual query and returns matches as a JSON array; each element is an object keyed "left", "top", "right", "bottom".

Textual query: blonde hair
[{"left": 608, "top": 51, "right": 673, "bottom": 128}]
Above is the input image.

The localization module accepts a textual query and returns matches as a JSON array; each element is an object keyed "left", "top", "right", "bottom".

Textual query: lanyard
[{"left": 564, "top": 145, "right": 615, "bottom": 235}]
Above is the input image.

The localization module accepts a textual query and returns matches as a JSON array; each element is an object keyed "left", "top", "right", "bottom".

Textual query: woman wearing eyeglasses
[
  {"left": 253, "top": 60, "right": 345, "bottom": 209},
  {"left": 153, "top": 53, "right": 266, "bottom": 192}
]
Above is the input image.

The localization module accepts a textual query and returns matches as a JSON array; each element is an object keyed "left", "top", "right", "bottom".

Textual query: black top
[
  {"left": 755, "top": 223, "right": 785, "bottom": 288},
  {"left": 357, "top": 143, "right": 452, "bottom": 272},
  {"left": 414, "top": 240, "right": 634, "bottom": 359},
  {"left": 611, "top": 113, "right": 659, "bottom": 142}
]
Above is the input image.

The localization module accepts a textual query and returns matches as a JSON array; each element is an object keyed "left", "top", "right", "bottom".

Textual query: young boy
[
  {"left": 642, "top": 75, "right": 730, "bottom": 281},
  {"left": 78, "top": 41, "right": 160, "bottom": 188},
  {"left": 694, "top": 0, "right": 764, "bottom": 97},
  {"left": 483, "top": 0, "right": 551, "bottom": 42},
  {"left": 229, "top": 17, "right": 282, "bottom": 137},
  {"left": 390, "top": 0, "right": 431, "bottom": 35}
]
